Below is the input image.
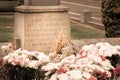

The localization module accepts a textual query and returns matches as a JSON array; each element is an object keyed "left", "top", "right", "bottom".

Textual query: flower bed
[
  {"left": 41, "top": 42, "right": 120, "bottom": 80},
  {"left": 0, "top": 49, "right": 50, "bottom": 80},
  {"left": 0, "top": 38, "right": 120, "bottom": 80}
]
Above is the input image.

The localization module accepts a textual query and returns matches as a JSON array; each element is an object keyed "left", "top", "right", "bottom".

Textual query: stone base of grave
[{"left": 14, "top": 5, "right": 71, "bottom": 53}]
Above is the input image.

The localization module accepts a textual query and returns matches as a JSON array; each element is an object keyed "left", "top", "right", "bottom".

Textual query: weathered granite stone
[
  {"left": 81, "top": 10, "right": 91, "bottom": 24},
  {"left": 14, "top": 5, "right": 71, "bottom": 53}
]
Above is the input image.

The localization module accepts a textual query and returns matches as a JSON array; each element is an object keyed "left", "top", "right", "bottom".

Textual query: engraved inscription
[{"left": 24, "top": 13, "right": 70, "bottom": 53}]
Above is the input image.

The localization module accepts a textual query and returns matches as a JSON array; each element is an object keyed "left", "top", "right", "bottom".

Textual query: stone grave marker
[
  {"left": 81, "top": 10, "right": 91, "bottom": 24},
  {"left": 14, "top": 0, "right": 71, "bottom": 53}
]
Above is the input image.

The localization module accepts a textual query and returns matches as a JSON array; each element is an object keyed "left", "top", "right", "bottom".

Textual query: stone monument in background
[{"left": 14, "top": 0, "right": 71, "bottom": 53}]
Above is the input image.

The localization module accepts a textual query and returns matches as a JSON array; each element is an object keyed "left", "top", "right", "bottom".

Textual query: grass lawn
[
  {"left": 0, "top": 27, "right": 14, "bottom": 42},
  {"left": 71, "top": 22, "right": 105, "bottom": 39},
  {"left": 0, "top": 15, "right": 106, "bottom": 42},
  {"left": 0, "top": 16, "right": 14, "bottom": 42},
  {"left": 0, "top": 16, "right": 14, "bottom": 27}
]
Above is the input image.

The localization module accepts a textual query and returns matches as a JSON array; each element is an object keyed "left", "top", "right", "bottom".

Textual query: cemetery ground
[{"left": 0, "top": 14, "right": 105, "bottom": 42}]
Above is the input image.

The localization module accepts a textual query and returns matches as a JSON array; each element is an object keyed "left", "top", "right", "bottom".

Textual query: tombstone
[
  {"left": 14, "top": 0, "right": 71, "bottom": 53},
  {"left": 81, "top": 10, "right": 91, "bottom": 24}
]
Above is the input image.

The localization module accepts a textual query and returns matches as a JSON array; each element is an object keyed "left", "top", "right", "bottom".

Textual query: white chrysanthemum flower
[
  {"left": 93, "top": 56, "right": 102, "bottom": 64},
  {"left": 21, "top": 58, "right": 30, "bottom": 67},
  {"left": 91, "top": 46, "right": 99, "bottom": 55},
  {"left": 87, "top": 54, "right": 95, "bottom": 60},
  {"left": 100, "top": 60, "right": 114, "bottom": 70},
  {"left": 40, "top": 55, "right": 50, "bottom": 64},
  {"left": 61, "top": 59, "right": 75, "bottom": 65},
  {"left": 78, "top": 57, "right": 89, "bottom": 64},
  {"left": 69, "top": 63, "right": 78, "bottom": 69},
  {"left": 3, "top": 54, "right": 11, "bottom": 63},
  {"left": 82, "top": 45, "right": 91, "bottom": 50},
  {"left": 67, "top": 70, "right": 82, "bottom": 80},
  {"left": 104, "top": 51, "right": 113, "bottom": 57},
  {"left": 82, "top": 72, "right": 91, "bottom": 79},
  {"left": 115, "top": 45, "right": 120, "bottom": 50},
  {"left": 96, "top": 42, "right": 104, "bottom": 47},
  {"left": 20, "top": 60, "right": 25, "bottom": 67},
  {"left": 61, "top": 55, "right": 75, "bottom": 64},
  {"left": 42, "top": 63, "right": 59, "bottom": 71},
  {"left": 62, "top": 55, "right": 75, "bottom": 61},
  {"left": 8, "top": 56, "right": 14, "bottom": 63},
  {"left": 57, "top": 73, "right": 69, "bottom": 80},
  {"left": 28, "top": 60, "right": 39, "bottom": 69},
  {"left": 95, "top": 65, "right": 105, "bottom": 72},
  {"left": 37, "top": 52, "right": 46, "bottom": 60}
]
